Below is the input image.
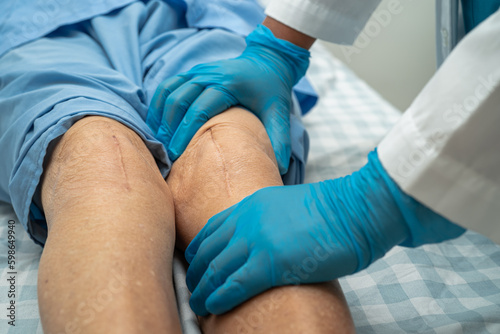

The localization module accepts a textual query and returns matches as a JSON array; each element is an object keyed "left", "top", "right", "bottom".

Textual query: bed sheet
[{"left": 1, "top": 42, "right": 500, "bottom": 334}]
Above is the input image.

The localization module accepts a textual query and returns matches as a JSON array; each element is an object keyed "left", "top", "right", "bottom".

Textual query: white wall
[{"left": 323, "top": 0, "right": 436, "bottom": 111}]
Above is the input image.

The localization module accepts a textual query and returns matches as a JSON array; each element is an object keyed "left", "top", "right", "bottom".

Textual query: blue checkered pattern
[{"left": 1, "top": 42, "right": 500, "bottom": 333}]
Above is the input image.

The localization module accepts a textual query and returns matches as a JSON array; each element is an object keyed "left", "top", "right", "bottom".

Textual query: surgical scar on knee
[{"left": 167, "top": 108, "right": 282, "bottom": 249}]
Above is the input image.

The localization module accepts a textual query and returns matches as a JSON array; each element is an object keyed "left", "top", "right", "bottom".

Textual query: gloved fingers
[
  {"left": 168, "top": 87, "right": 237, "bottom": 160},
  {"left": 185, "top": 219, "right": 236, "bottom": 292},
  {"left": 146, "top": 75, "right": 189, "bottom": 135},
  {"left": 188, "top": 61, "right": 223, "bottom": 76},
  {"left": 155, "top": 120, "right": 176, "bottom": 152},
  {"left": 188, "top": 242, "right": 248, "bottom": 316},
  {"left": 260, "top": 100, "right": 292, "bottom": 175},
  {"left": 158, "top": 82, "right": 205, "bottom": 154},
  {"left": 205, "top": 260, "right": 270, "bottom": 315},
  {"left": 185, "top": 203, "right": 236, "bottom": 263}
]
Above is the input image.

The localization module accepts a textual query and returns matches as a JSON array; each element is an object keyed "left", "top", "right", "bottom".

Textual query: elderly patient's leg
[
  {"left": 39, "top": 116, "right": 182, "bottom": 334},
  {"left": 167, "top": 108, "right": 355, "bottom": 333}
]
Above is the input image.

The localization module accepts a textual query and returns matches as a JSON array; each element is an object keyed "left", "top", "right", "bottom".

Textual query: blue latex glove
[
  {"left": 184, "top": 150, "right": 466, "bottom": 316},
  {"left": 146, "top": 24, "right": 310, "bottom": 175}
]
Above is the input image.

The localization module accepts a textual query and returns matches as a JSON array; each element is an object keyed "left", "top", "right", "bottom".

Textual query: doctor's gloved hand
[
  {"left": 146, "top": 24, "right": 310, "bottom": 175},
  {"left": 184, "top": 150, "right": 466, "bottom": 316}
]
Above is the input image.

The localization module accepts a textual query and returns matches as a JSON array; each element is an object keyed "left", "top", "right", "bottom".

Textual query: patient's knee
[
  {"left": 41, "top": 116, "right": 166, "bottom": 217},
  {"left": 167, "top": 108, "right": 283, "bottom": 247},
  {"left": 172, "top": 107, "right": 281, "bottom": 185},
  {"left": 168, "top": 107, "right": 282, "bottom": 199},
  {"left": 48, "top": 116, "right": 154, "bottom": 170},
  {"left": 193, "top": 108, "right": 278, "bottom": 167}
]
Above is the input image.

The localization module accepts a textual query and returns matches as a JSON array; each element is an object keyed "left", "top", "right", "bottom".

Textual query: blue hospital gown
[{"left": 0, "top": 0, "right": 317, "bottom": 245}]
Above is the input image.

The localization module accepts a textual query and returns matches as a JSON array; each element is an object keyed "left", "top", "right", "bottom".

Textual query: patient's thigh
[{"left": 167, "top": 107, "right": 355, "bottom": 333}]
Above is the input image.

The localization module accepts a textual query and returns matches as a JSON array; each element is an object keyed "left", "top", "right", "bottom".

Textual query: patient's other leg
[
  {"left": 39, "top": 116, "right": 182, "bottom": 334},
  {"left": 167, "top": 108, "right": 355, "bottom": 333}
]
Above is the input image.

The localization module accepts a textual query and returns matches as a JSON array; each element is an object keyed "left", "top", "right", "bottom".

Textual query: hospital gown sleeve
[
  {"left": 265, "top": 0, "right": 382, "bottom": 44},
  {"left": 378, "top": 7, "right": 500, "bottom": 244}
]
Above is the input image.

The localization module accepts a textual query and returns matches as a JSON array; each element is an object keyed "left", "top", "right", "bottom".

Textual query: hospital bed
[{"left": 1, "top": 42, "right": 499, "bottom": 334}]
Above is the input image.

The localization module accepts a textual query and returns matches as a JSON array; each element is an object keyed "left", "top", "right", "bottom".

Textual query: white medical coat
[{"left": 266, "top": 0, "right": 500, "bottom": 243}]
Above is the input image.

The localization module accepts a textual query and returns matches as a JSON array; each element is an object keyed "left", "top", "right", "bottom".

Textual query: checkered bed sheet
[{"left": 1, "top": 43, "right": 499, "bottom": 334}]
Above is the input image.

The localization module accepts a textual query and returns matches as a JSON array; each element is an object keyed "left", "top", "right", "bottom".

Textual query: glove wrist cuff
[
  {"left": 319, "top": 152, "right": 411, "bottom": 273},
  {"left": 369, "top": 149, "right": 466, "bottom": 248}
]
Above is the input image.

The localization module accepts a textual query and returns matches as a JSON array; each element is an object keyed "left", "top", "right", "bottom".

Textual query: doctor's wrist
[{"left": 263, "top": 16, "right": 316, "bottom": 50}]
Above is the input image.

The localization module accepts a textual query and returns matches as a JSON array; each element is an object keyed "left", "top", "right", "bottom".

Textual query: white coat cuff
[
  {"left": 378, "top": 7, "right": 500, "bottom": 245},
  {"left": 265, "top": 0, "right": 381, "bottom": 44}
]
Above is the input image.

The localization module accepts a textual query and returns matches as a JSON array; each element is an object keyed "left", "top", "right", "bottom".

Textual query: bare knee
[
  {"left": 41, "top": 116, "right": 170, "bottom": 224},
  {"left": 169, "top": 107, "right": 281, "bottom": 190},
  {"left": 194, "top": 108, "right": 278, "bottom": 165},
  {"left": 167, "top": 108, "right": 283, "bottom": 248},
  {"left": 46, "top": 116, "right": 156, "bottom": 172}
]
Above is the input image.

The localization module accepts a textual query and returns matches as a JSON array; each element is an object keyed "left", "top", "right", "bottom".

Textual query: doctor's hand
[
  {"left": 184, "top": 150, "right": 466, "bottom": 316},
  {"left": 146, "top": 24, "right": 310, "bottom": 175}
]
